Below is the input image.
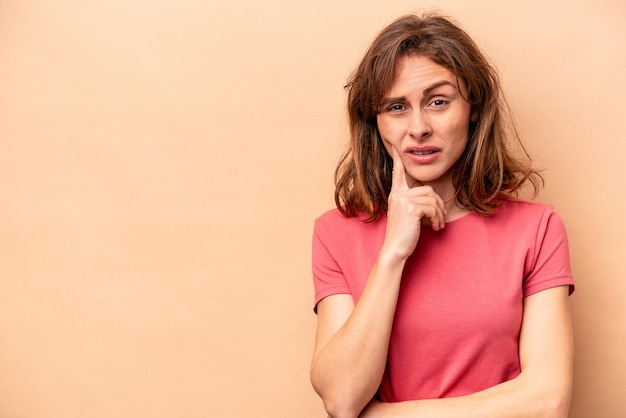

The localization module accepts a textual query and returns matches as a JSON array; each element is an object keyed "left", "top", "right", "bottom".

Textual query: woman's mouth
[{"left": 405, "top": 147, "right": 441, "bottom": 163}]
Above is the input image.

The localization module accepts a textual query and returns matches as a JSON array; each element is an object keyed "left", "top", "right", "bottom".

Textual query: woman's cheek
[{"left": 379, "top": 136, "right": 393, "bottom": 157}]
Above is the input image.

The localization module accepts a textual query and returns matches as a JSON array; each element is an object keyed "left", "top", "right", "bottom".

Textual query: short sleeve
[
  {"left": 312, "top": 216, "right": 351, "bottom": 312},
  {"left": 523, "top": 206, "right": 575, "bottom": 297}
]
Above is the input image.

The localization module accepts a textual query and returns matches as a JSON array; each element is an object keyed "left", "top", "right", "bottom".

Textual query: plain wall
[{"left": 0, "top": 0, "right": 624, "bottom": 417}]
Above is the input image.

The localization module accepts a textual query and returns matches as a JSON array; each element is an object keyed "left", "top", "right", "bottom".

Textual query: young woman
[{"left": 310, "top": 14, "right": 574, "bottom": 418}]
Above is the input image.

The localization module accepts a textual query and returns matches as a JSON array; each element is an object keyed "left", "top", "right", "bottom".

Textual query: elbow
[
  {"left": 310, "top": 359, "right": 378, "bottom": 418},
  {"left": 532, "top": 381, "right": 572, "bottom": 418},
  {"left": 311, "top": 384, "right": 363, "bottom": 418},
  {"left": 519, "top": 366, "right": 572, "bottom": 417},
  {"left": 544, "top": 375, "right": 573, "bottom": 417},
  {"left": 544, "top": 393, "right": 571, "bottom": 418},
  {"left": 310, "top": 373, "right": 364, "bottom": 418},
  {"left": 321, "top": 399, "right": 362, "bottom": 418}
]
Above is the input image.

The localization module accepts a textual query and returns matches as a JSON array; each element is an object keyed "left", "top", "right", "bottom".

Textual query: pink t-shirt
[{"left": 312, "top": 197, "right": 574, "bottom": 401}]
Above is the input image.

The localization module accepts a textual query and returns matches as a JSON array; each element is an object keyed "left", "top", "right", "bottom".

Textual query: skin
[
  {"left": 310, "top": 54, "right": 573, "bottom": 418},
  {"left": 376, "top": 54, "right": 472, "bottom": 224}
]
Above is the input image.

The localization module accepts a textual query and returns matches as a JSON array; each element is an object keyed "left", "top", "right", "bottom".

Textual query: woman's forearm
[
  {"left": 361, "top": 369, "right": 571, "bottom": 418},
  {"left": 311, "top": 254, "right": 406, "bottom": 418},
  {"left": 359, "top": 286, "right": 574, "bottom": 418}
]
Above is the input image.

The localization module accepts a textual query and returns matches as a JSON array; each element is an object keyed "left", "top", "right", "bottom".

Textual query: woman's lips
[{"left": 405, "top": 147, "right": 441, "bottom": 164}]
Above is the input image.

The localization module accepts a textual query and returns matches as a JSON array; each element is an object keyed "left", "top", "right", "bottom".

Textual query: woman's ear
[{"left": 470, "top": 110, "right": 479, "bottom": 122}]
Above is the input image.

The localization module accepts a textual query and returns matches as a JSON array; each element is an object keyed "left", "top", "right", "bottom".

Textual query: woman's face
[{"left": 376, "top": 55, "right": 472, "bottom": 191}]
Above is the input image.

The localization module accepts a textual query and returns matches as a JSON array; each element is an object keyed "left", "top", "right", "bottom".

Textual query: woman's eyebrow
[
  {"left": 423, "top": 80, "right": 458, "bottom": 95},
  {"left": 379, "top": 80, "right": 460, "bottom": 109},
  {"left": 380, "top": 96, "right": 406, "bottom": 107},
  {"left": 381, "top": 81, "right": 459, "bottom": 105}
]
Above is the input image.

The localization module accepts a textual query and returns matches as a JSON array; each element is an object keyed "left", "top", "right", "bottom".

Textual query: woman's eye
[
  {"left": 430, "top": 99, "right": 449, "bottom": 107},
  {"left": 387, "top": 104, "right": 405, "bottom": 112}
]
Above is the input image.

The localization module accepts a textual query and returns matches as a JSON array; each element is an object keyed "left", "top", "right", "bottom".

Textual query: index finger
[{"left": 389, "top": 144, "right": 409, "bottom": 191}]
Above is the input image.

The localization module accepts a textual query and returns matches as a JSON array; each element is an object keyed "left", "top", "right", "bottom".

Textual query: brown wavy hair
[{"left": 335, "top": 13, "right": 543, "bottom": 221}]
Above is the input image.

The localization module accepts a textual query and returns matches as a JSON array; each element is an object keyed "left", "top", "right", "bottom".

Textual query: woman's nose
[{"left": 408, "top": 110, "right": 432, "bottom": 139}]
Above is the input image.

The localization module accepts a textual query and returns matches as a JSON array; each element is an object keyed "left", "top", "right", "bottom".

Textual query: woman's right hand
[{"left": 381, "top": 145, "right": 446, "bottom": 261}]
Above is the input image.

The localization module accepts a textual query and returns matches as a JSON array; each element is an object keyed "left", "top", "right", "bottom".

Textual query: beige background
[{"left": 0, "top": 0, "right": 624, "bottom": 417}]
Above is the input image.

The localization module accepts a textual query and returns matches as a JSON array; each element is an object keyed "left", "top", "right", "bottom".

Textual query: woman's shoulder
[
  {"left": 490, "top": 196, "right": 562, "bottom": 227},
  {"left": 315, "top": 207, "right": 378, "bottom": 224},
  {"left": 315, "top": 207, "right": 347, "bottom": 223},
  {"left": 314, "top": 207, "right": 386, "bottom": 237},
  {"left": 496, "top": 196, "right": 556, "bottom": 214}
]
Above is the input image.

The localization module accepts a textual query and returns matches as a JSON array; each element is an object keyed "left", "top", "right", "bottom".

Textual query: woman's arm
[
  {"left": 311, "top": 258, "right": 405, "bottom": 418},
  {"left": 311, "top": 147, "right": 446, "bottom": 418},
  {"left": 359, "top": 285, "right": 574, "bottom": 418}
]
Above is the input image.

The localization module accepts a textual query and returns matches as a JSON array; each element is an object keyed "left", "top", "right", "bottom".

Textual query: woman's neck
[
  {"left": 423, "top": 178, "right": 468, "bottom": 222},
  {"left": 444, "top": 199, "right": 469, "bottom": 222}
]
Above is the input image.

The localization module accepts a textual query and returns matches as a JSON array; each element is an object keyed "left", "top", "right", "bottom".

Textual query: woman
[{"left": 310, "top": 13, "right": 574, "bottom": 418}]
